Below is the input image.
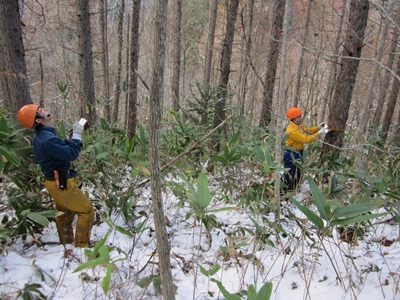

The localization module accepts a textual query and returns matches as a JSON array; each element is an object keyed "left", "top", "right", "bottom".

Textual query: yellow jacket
[{"left": 285, "top": 122, "right": 320, "bottom": 151}]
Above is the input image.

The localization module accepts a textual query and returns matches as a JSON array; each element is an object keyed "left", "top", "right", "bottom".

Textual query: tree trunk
[
  {"left": 258, "top": 0, "right": 285, "bottom": 128},
  {"left": 381, "top": 55, "right": 400, "bottom": 146},
  {"left": 274, "top": 0, "right": 290, "bottom": 222},
  {"left": 0, "top": 0, "right": 32, "bottom": 114},
  {"left": 99, "top": 0, "right": 111, "bottom": 122},
  {"left": 319, "top": 0, "right": 347, "bottom": 123},
  {"left": 112, "top": 0, "right": 125, "bottom": 124},
  {"left": 203, "top": 0, "right": 219, "bottom": 87},
  {"left": 127, "top": 0, "right": 141, "bottom": 140},
  {"left": 293, "top": 0, "right": 311, "bottom": 107},
  {"left": 237, "top": 0, "right": 254, "bottom": 118},
  {"left": 321, "top": 0, "right": 369, "bottom": 159},
  {"left": 213, "top": 0, "right": 239, "bottom": 151},
  {"left": 371, "top": 8, "right": 400, "bottom": 132},
  {"left": 171, "top": 0, "right": 182, "bottom": 112},
  {"left": 149, "top": 0, "right": 175, "bottom": 299},
  {"left": 76, "top": 0, "right": 97, "bottom": 124}
]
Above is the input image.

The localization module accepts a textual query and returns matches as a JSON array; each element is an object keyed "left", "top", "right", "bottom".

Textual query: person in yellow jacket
[{"left": 283, "top": 108, "right": 327, "bottom": 191}]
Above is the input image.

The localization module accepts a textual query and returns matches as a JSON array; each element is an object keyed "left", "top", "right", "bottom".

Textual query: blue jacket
[{"left": 33, "top": 126, "right": 82, "bottom": 180}]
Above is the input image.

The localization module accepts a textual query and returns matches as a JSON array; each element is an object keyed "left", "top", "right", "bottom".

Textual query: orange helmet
[
  {"left": 286, "top": 107, "right": 302, "bottom": 120},
  {"left": 17, "top": 104, "right": 39, "bottom": 129}
]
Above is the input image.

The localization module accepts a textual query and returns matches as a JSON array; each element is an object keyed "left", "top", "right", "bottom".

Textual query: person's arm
[
  {"left": 290, "top": 129, "right": 319, "bottom": 145},
  {"left": 302, "top": 125, "right": 319, "bottom": 134},
  {"left": 43, "top": 136, "right": 82, "bottom": 162}
]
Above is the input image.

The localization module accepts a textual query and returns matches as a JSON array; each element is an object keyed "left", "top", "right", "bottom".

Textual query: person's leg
[
  {"left": 46, "top": 178, "right": 94, "bottom": 248},
  {"left": 66, "top": 178, "right": 94, "bottom": 248},
  {"left": 46, "top": 180, "right": 75, "bottom": 244},
  {"left": 283, "top": 151, "right": 296, "bottom": 191}
]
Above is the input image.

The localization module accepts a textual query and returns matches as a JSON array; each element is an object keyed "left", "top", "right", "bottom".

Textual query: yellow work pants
[{"left": 45, "top": 177, "right": 94, "bottom": 248}]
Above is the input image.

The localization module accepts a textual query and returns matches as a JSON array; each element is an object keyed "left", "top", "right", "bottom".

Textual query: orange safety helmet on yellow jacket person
[
  {"left": 18, "top": 104, "right": 39, "bottom": 129},
  {"left": 286, "top": 107, "right": 302, "bottom": 120}
]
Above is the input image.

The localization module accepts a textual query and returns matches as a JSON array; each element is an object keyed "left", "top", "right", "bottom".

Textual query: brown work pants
[{"left": 45, "top": 177, "right": 94, "bottom": 248}]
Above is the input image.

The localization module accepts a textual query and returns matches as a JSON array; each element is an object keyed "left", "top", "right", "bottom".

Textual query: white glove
[
  {"left": 318, "top": 127, "right": 329, "bottom": 136},
  {"left": 318, "top": 122, "right": 325, "bottom": 129},
  {"left": 72, "top": 122, "right": 84, "bottom": 140}
]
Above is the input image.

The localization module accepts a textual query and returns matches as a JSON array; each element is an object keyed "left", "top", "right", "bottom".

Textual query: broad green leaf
[
  {"left": 197, "top": 173, "right": 210, "bottom": 209},
  {"left": 115, "top": 226, "right": 135, "bottom": 238},
  {"left": 211, "top": 278, "right": 241, "bottom": 300},
  {"left": 102, "top": 263, "right": 112, "bottom": 295},
  {"left": 247, "top": 284, "right": 257, "bottom": 300},
  {"left": 255, "top": 282, "right": 273, "bottom": 300},
  {"left": 73, "top": 256, "right": 108, "bottom": 273},
  {"left": 290, "top": 197, "right": 324, "bottom": 229},
  {"left": 27, "top": 212, "right": 49, "bottom": 227},
  {"left": 0, "top": 146, "right": 21, "bottom": 165},
  {"left": 332, "top": 203, "right": 381, "bottom": 219},
  {"left": 330, "top": 212, "right": 389, "bottom": 226},
  {"left": 207, "top": 206, "right": 238, "bottom": 213},
  {"left": 36, "top": 210, "right": 58, "bottom": 218},
  {"left": 308, "top": 175, "right": 332, "bottom": 220},
  {"left": 98, "top": 245, "right": 110, "bottom": 262}
]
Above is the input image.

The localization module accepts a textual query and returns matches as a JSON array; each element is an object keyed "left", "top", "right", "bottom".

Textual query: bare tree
[
  {"left": 170, "top": 0, "right": 182, "bottom": 112},
  {"left": 149, "top": 0, "right": 175, "bottom": 298},
  {"left": 213, "top": 0, "right": 239, "bottom": 151},
  {"left": 293, "top": 0, "right": 312, "bottom": 107},
  {"left": 112, "top": 0, "right": 125, "bottom": 124},
  {"left": 0, "top": 0, "right": 32, "bottom": 114},
  {"left": 203, "top": 0, "right": 219, "bottom": 88},
  {"left": 237, "top": 0, "right": 254, "bottom": 118},
  {"left": 76, "top": 0, "right": 97, "bottom": 124},
  {"left": 321, "top": 0, "right": 369, "bottom": 159},
  {"left": 258, "top": 0, "right": 285, "bottom": 128},
  {"left": 127, "top": 0, "right": 141, "bottom": 140},
  {"left": 381, "top": 54, "right": 400, "bottom": 146},
  {"left": 99, "top": 0, "right": 111, "bottom": 122}
]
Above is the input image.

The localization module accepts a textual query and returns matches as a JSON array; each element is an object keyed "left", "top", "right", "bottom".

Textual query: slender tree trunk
[
  {"left": 274, "top": 0, "right": 290, "bottom": 222},
  {"left": 353, "top": 0, "right": 394, "bottom": 193},
  {"left": 0, "top": 0, "right": 32, "bottom": 114},
  {"left": 213, "top": 0, "right": 239, "bottom": 152},
  {"left": 76, "top": 0, "right": 97, "bottom": 124},
  {"left": 127, "top": 0, "right": 141, "bottom": 140},
  {"left": 381, "top": 55, "right": 400, "bottom": 146},
  {"left": 112, "top": 0, "right": 125, "bottom": 124},
  {"left": 321, "top": 0, "right": 369, "bottom": 159},
  {"left": 149, "top": 0, "right": 175, "bottom": 299},
  {"left": 258, "top": 0, "right": 285, "bottom": 128},
  {"left": 171, "top": 0, "right": 182, "bottom": 112},
  {"left": 99, "top": 0, "right": 110, "bottom": 122},
  {"left": 124, "top": 13, "right": 130, "bottom": 128},
  {"left": 319, "top": 0, "right": 347, "bottom": 123},
  {"left": 293, "top": 0, "right": 311, "bottom": 107},
  {"left": 371, "top": 8, "right": 400, "bottom": 132},
  {"left": 203, "top": 0, "right": 219, "bottom": 87},
  {"left": 237, "top": 0, "right": 254, "bottom": 118}
]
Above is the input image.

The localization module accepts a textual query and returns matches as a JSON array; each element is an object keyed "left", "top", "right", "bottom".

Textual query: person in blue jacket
[{"left": 18, "top": 104, "right": 94, "bottom": 248}]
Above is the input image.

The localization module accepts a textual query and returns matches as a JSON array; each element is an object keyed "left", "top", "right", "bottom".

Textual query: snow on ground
[{"left": 0, "top": 177, "right": 399, "bottom": 300}]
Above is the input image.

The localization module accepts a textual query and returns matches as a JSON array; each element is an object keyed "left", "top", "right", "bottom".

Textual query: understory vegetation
[{"left": 0, "top": 94, "right": 400, "bottom": 299}]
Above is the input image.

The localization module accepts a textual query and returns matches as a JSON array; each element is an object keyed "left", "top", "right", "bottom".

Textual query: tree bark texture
[
  {"left": 76, "top": 0, "right": 96, "bottom": 124},
  {"left": 258, "top": 0, "right": 285, "bottom": 128},
  {"left": 112, "top": 0, "right": 125, "bottom": 124},
  {"left": 127, "top": 0, "right": 141, "bottom": 140},
  {"left": 321, "top": 0, "right": 369, "bottom": 158},
  {"left": 213, "top": 0, "right": 239, "bottom": 147},
  {"left": 99, "top": 0, "right": 111, "bottom": 122},
  {"left": 171, "top": 0, "right": 182, "bottom": 112},
  {"left": 0, "top": 0, "right": 32, "bottom": 114},
  {"left": 203, "top": 0, "right": 219, "bottom": 88},
  {"left": 149, "top": 0, "right": 176, "bottom": 299}
]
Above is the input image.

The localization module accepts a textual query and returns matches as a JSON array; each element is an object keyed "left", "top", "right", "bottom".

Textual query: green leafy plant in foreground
[
  {"left": 73, "top": 230, "right": 127, "bottom": 296},
  {"left": 211, "top": 278, "right": 272, "bottom": 300}
]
